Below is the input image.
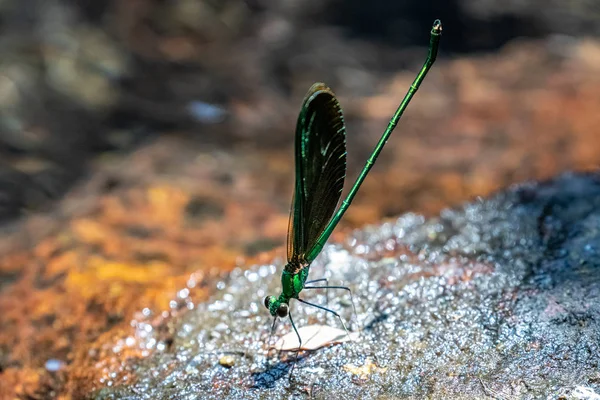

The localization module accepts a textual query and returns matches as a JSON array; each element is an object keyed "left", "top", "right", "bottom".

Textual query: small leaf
[
  {"left": 343, "top": 357, "right": 388, "bottom": 378},
  {"left": 272, "top": 324, "right": 358, "bottom": 351}
]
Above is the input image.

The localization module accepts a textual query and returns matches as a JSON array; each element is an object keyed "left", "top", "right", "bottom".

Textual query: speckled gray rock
[{"left": 96, "top": 172, "right": 600, "bottom": 399}]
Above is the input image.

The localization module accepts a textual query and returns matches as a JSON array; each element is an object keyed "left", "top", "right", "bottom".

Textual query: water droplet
[
  {"left": 185, "top": 364, "right": 199, "bottom": 375},
  {"left": 45, "top": 359, "right": 64, "bottom": 372},
  {"left": 245, "top": 270, "right": 259, "bottom": 282},
  {"left": 215, "top": 322, "right": 228, "bottom": 331},
  {"left": 258, "top": 265, "right": 271, "bottom": 277},
  {"left": 355, "top": 244, "right": 368, "bottom": 255},
  {"left": 146, "top": 338, "right": 156, "bottom": 350}
]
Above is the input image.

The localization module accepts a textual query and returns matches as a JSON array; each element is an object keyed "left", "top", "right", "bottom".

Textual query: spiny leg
[
  {"left": 297, "top": 298, "right": 351, "bottom": 342},
  {"left": 288, "top": 311, "right": 302, "bottom": 377},
  {"left": 305, "top": 278, "right": 330, "bottom": 307},
  {"left": 304, "top": 284, "right": 359, "bottom": 332}
]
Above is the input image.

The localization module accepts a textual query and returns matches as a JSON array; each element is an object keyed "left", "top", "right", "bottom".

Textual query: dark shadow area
[
  {"left": 326, "top": 0, "right": 544, "bottom": 53},
  {"left": 250, "top": 356, "right": 302, "bottom": 388}
]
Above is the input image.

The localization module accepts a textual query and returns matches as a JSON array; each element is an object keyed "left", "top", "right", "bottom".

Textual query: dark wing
[{"left": 286, "top": 83, "right": 347, "bottom": 267}]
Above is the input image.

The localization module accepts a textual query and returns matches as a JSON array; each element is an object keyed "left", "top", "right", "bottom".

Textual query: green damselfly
[{"left": 264, "top": 19, "right": 443, "bottom": 368}]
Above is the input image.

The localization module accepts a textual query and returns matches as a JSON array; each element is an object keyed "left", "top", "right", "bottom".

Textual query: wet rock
[{"left": 94, "top": 172, "right": 600, "bottom": 399}]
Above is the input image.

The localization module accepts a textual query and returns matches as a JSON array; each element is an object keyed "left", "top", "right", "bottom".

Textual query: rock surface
[{"left": 93, "top": 172, "right": 600, "bottom": 399}]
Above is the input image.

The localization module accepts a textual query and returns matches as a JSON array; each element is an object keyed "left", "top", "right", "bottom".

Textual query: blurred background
[
  {"left": 0, "top": 0, "right": 599, "bottom": 396},
  {"left": 1, "top": 0, "right": 599, "bottom": 228}
]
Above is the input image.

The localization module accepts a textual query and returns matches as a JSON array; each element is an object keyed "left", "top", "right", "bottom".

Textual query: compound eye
[
  {"left": 276, "top": 303, "right": 289, "bottom": 318},
  {"left": 263, "top": 296, "right": 273, "bottom": 309}
]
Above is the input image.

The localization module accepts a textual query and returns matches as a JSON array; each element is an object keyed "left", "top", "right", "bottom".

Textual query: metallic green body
[
  {"left": 264, "top": 21, "right": 443, "bottom": 332},
  {"left": 267, "top": 268, "right": 309, "bottom": 315}
]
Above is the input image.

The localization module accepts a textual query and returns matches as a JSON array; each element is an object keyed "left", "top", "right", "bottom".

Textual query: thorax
[{"left": 280, "top": 265, "right": 309, "bottom": 299}]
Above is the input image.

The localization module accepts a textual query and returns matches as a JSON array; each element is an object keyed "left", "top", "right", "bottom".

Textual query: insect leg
[
  {"left": 304, "top": 285, "right": 358, "bottom": 331},
  {"left": 305, "top": 279, "right": 328, "bottom": 284},
  {"left": 297, "top": 298, "right": 351, "bottom": 342},
  {"left": 288, "top": 311, "right": 302, "bottom": 377},
  {"left": 305, "top": 278, "right": 329, "bottom": 307},
  {"left": 266, "top": 317, "right": 278, "bottom": 358}
]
